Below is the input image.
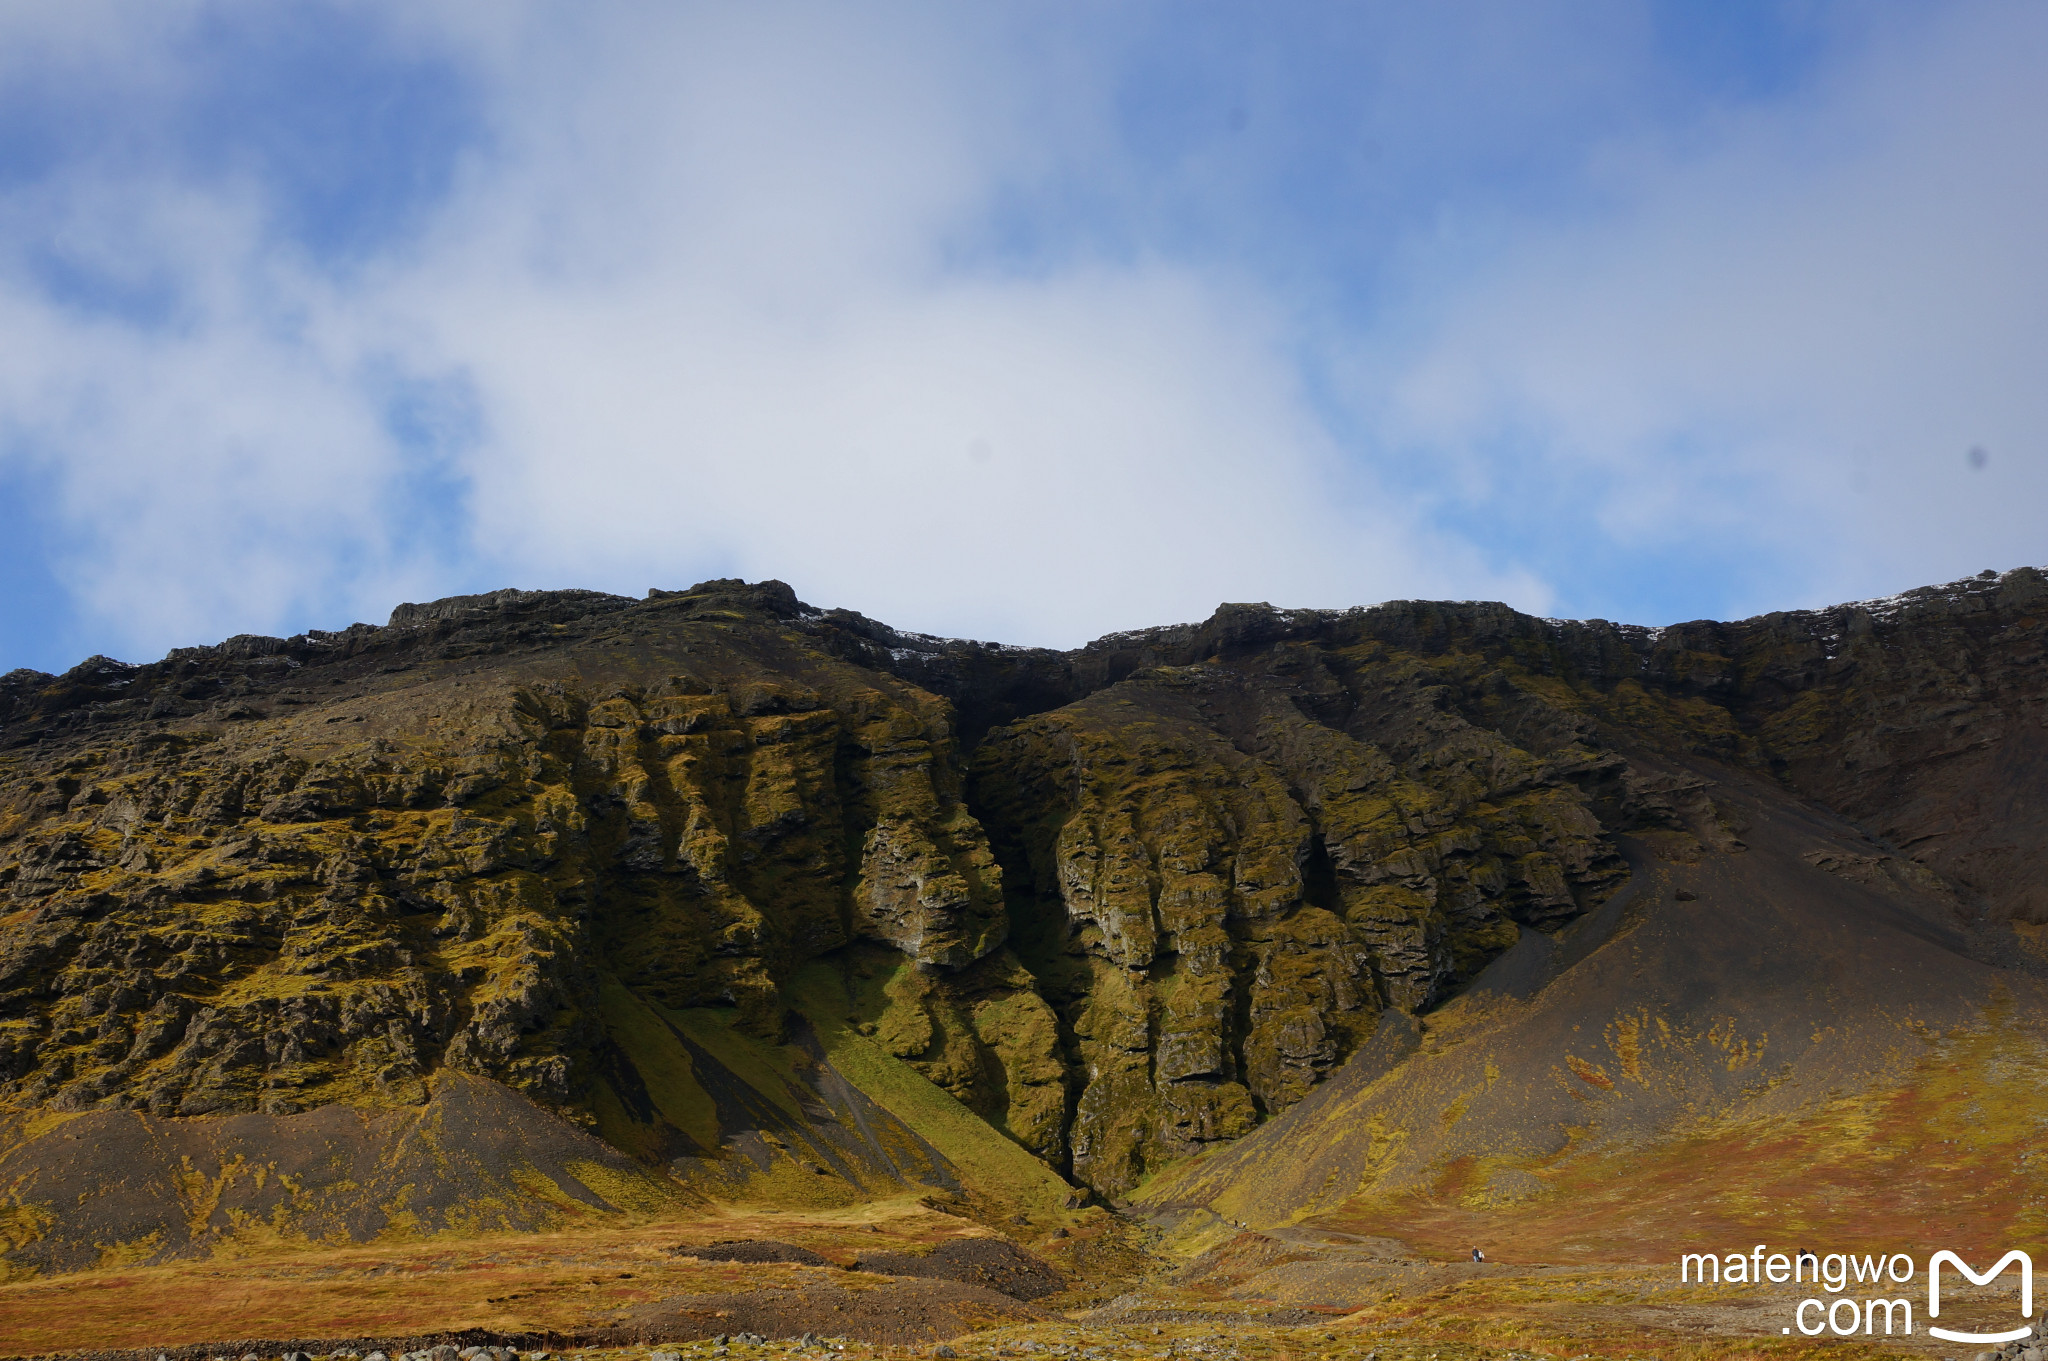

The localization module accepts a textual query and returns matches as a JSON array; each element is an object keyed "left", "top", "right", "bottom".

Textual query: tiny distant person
[{"left": 1471, "top": 1247, "right": 1485, "bottom": 1263}]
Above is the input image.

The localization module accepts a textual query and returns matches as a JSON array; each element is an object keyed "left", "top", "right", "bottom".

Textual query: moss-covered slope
[{"left": 1, "top": 568, "right": 2043, "bottom": 1271}]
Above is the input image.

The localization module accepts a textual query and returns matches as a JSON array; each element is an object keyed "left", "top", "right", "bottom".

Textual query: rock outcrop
[
  {"left": 2, "top": 566, "right": 2044, "bottom": 1258},
  {"left": 0, "top": 582, "right": 1012, "bottom": 1126}
]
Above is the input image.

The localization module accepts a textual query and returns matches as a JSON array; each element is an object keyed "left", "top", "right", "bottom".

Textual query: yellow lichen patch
[
  {"left": 0, "top": 1200, "right": 54, "bottom": 1268},
  {"left": 1610, "top": 1015, "right": 1646, "bottom": 1084},
  {"left": 1705, "top": 1019, "right": 1764, "bottom": 1072},
  {"left": 174, "top": 1153, "right": 253, "bottom": 1238},
  {"left": 1563, "top": 1056, "right": 1614, "bottom": 1091}
]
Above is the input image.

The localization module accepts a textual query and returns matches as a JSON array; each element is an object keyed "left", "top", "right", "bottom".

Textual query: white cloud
[
  {"left": 3, "top": 1, "right": 2044, "bottom": 667},
  {"left": 1374, "top": 2, "right": 2048, "bottom": 614},
  {"left": 1, "top": 1, "right": 1544, "bottom": 661},
  {"left": 0, "top": 169, "right": 443, "bottom": 658},
  {"left": 380, "top": 4, "right": 1538, "bottom": 642}
]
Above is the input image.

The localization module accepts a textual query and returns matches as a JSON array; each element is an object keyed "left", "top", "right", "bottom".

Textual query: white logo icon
[{"left": 1928, "top": 1250, "right": 2034, "bottom": 1344}]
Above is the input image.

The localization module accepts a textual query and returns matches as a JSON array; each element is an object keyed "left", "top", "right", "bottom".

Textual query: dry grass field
[{"left": 5, "top": 1194, "right": 2012, "bottom": 1361}]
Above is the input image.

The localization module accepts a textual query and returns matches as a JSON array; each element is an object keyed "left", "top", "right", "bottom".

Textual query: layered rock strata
[{"left": 0, "top": 566, "right": 2041, "bottom": 1228}]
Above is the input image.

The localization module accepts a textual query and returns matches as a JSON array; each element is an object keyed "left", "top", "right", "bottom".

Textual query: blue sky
[{"left": 1, "top": 1, "right": 2042, "bottom": 672}]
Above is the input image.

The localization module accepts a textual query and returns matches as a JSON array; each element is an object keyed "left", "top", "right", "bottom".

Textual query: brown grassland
[
  {"left": 3, "top": 1190, "right": 2021, "bottom": 1361},
  {"left": 7, "top": 1010, "right": 2042, "bottom": 1359}
]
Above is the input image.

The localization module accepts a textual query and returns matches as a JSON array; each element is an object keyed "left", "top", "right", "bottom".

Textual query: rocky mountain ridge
[{"left": 2, "top": 567, "right": 2043, "bottom": 1271}]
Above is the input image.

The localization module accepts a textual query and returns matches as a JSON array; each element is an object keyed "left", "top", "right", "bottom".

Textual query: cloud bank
[{"left": 0, "top": 2, "right": 2042, "bottom": 669}]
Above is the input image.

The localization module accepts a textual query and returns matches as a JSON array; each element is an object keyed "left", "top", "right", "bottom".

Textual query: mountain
[{"left": 2, "top": 569, "right": 2044, "bottom": 1278}]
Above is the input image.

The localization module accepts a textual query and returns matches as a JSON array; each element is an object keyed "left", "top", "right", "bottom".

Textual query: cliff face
[
  {"left": 1124, "top": 571, "right": 2048, "bottom": 1248},
  {"left": 2, "top": 567, "right": 2044, "bottom": 1260},
  {"left": 962, "top": 630, "right": 1625, "bottom": 1193},
  {"left": 0, "top": 583, "right": 1017, "bottom": 1123}
]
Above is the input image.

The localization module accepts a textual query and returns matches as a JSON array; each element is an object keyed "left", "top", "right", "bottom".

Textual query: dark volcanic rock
[
  {"left": 852, "top": 1236, "right": 1068, "bottom": 1300},
  {"left": 0, "top": 1070, "right": 688, "bottom": 1274},
  {"left": 2, "top": 566, "right": 2045, "bottom": 1253},
  {"left": 679, "top": 1239, "right": 832, "bottom": 1265}
]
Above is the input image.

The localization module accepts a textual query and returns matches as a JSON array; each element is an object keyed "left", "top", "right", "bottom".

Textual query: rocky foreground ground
[
  {"left": 0, "top": 1204, "right": 1996, "bottom": 1361},
  {"left": 0, "top": 1310, "right": 1922, "bottom": 1361}
]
